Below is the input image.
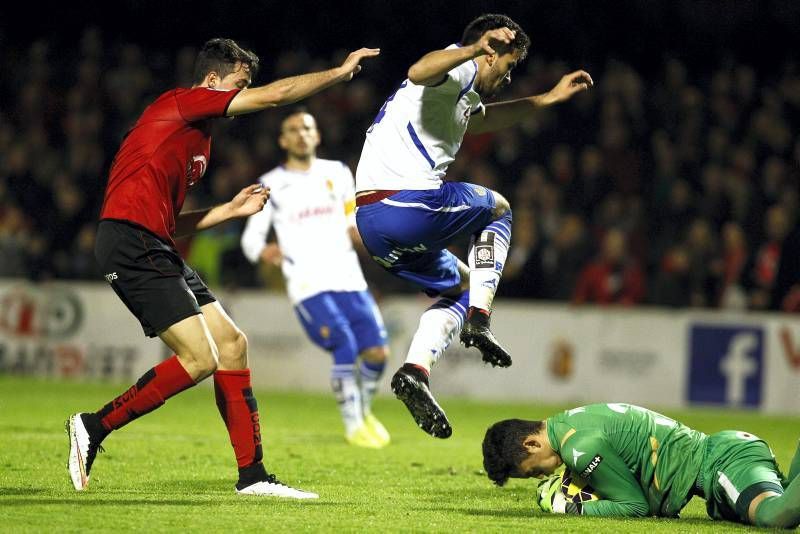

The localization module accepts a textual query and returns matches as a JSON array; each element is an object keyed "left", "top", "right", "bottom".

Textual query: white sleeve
[
  {"left": 340, "top": 163, "right": 357, "bottom": 228},
  {"left": 418, "top": 45, "right": 478, "bottom": 94},
  {"left": 240, "top": 198, "right": 274, "bottom": 264},
  {"left": 446, "top": 58, "right": 478, "bottom": 91}
]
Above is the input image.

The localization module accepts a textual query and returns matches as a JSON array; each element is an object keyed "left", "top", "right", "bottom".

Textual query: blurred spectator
[
  {"left": 540, "top": 214, "right": 592, "bottom": 300},
  {"left": 573, "top": 228, "right": 645, "bottom": 305},
  {"left": 717, "top": 222, "right": 749, "bottom": 310},
  {"left": 684, "top": 218, "right": 722, "bottom": 307},
  {"left": 0, "top": 204, "right": 32, "bottom": 277},
  {"left": 772, "top": 224, "right": 800, "bottom": 312},
  {"left": 497, "top": 206, "right": 545, "bottom": 299},
  {"left": 748, "top": 205, "right": 792, "bottom": 310},
  {"left": 650, "top": 245, "right": 692, "bottom": 308}
]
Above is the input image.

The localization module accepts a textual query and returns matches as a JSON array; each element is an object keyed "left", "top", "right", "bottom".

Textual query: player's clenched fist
[{"left": 339, "top": 48, "right": 381, "bottom": 81}]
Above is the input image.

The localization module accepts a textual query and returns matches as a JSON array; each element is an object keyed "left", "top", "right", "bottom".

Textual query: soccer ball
[{"left": 559, "top": 470, "right": 599, "bottom": 504}]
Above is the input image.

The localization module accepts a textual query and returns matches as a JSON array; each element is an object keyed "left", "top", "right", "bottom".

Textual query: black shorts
[{"left": 95, "top": 219, "right": 216, "bottom": 337}]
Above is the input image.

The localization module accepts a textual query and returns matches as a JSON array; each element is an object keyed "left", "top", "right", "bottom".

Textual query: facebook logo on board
[{"left": 688, "top": 324, "right": 764, "bottom": 407}]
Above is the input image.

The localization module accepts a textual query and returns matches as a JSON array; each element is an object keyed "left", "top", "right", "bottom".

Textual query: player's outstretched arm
[
  {"left": 408, "top": 27, "right": 516, "bottom": 86},
  {"left": 467, "top": 70, "right": 593, "bottom": 134},
  {"left": 175, "top": 184, "right": 269, "bottom": 238},
  {"left": 226, "top": 48, "right": 380, "bottom": 116}
]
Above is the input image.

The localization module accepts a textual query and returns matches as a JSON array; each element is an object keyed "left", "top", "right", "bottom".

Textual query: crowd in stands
[{"left": 1, "top": 29, "right": 799, "bottom": 312}]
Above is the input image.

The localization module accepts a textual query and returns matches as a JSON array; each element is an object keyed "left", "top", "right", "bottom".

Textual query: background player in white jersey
[
  {"left": 241, "top": 110, "right": 391, "bottom": 448},
  {"left": 355, "top": 14, "right": 593, "bottom": 438}
]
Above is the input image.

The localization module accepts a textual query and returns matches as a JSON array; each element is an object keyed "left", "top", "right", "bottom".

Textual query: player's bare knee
[
  {"left": 491, "top": 191, "right": 511, "bottom": 219},
  {"left": 361, "top": 345, "right": 389, "bottom": 363},
  {"left": 177, "top": 343, "right": 219, "bottom": 379},
  {"left": 217, "top": 329, "right": 249, "bottom": 370}
]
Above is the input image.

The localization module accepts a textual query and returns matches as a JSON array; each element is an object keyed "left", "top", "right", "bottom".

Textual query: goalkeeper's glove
[
  {"left": 537, "top": 474, "right": 576, "bottom": 514},
  {"left": 537, "top": 474, "right": 566, "bottom": 513}
]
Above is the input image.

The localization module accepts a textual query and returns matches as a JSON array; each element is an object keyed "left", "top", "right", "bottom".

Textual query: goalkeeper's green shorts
[{"left": 699, "top": 431, "right": 784, "bottom": 523}]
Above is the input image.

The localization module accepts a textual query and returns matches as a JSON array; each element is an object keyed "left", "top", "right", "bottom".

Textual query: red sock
[
  {"left": 96, "top": 355, "right": 195, "bottom": 431},
  {"left": 409, "top": 363, "right": 430, "bottom": 377},
  {"left": 214, "top": 369, "right": 263, "bottom": 468}
]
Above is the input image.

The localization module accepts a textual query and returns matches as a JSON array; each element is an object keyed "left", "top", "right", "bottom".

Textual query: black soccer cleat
[
  {"left": 390, "top": 364, "right": 452, "bottom": 439},
  {"left": 460, "top": 307, "right": 512, "bottom": 368}
]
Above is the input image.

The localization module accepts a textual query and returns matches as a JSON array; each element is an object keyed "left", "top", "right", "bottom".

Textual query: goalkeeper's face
[{"left": 516, "top": 433, "right": 563, "bottom": 479}]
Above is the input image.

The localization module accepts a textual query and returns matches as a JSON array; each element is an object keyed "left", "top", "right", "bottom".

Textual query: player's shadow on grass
[
  {"left": 454, "top": 510, "right": 753, "bottom": 531},
  {"left": 457, "top": 507, "right": 536, "bottom": 518},
  {"left": 0, "top": 487, "right": 48, "bottom": 496},
  {"left": 0, "top": 498, "right": 208, "bottom": 506},
  {"left": 1, "top": 497, "right": 341, "bottom": 507}
]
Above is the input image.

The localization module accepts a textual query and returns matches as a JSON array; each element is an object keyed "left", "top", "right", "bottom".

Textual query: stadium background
[
  {"left": 1, "top": 1, "right": 799, "bottom": 409},
  {"left": 2, "top": 3, "right": 800, "bottom": 531},
  {"left": 1, "top": 0, "right": 799, "bottom": 308}
]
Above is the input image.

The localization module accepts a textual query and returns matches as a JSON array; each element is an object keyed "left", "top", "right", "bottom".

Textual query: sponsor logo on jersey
[
  {"left": 291, "top": 205, "right": 335, "bottom": 222},
  {"left": 581, "top": 455, "right": 603, "bottom": 477},
  {"left": 688, "top": 324, "right": 763, "bottom": 407},
  {"left": 186, "top": 155, "right": 207, "bottom": 187}
]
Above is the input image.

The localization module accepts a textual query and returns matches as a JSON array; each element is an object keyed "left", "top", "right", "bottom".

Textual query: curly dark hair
[
  {"left": 461, "top": 14, "right": 530, "bottom": 60},
  {"left": 482, "top": 418, "right": 543, "bottom": 486},
  {"left": 193, "top": 38, "right": 260, "bottom": 85}
]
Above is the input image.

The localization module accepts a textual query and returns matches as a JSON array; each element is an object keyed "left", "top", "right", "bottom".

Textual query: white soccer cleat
[
  {"left": 66, "top": 413, "right": 103, "bottom": 491},
  {"left": 236, "top": 475, "right": 319, "bottom": 499}
]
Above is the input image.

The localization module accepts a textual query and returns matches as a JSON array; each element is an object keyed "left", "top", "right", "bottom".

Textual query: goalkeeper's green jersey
[{"left": 546, "top": 403, "right": 707, "bottom": 517}]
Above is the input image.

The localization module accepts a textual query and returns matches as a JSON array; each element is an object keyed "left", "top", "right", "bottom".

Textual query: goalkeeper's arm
[{"left": 548, "top": 436, "right": 650, "bottom": 517}]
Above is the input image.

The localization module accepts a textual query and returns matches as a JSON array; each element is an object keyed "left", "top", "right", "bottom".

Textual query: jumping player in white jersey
[
  {"left": 355, "top": 14, "right": 593, "bottom": 438},
  {"left": 241, "top": 110, "right": 391, "bottom": 448}
]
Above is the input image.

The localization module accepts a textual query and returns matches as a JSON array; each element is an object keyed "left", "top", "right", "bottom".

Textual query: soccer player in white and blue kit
[
  {"left": 241, "top": 110, "right": 391, "bottom": 448},
  {"left": 355, "top": 14, "right": 593, "bottom": 438}
]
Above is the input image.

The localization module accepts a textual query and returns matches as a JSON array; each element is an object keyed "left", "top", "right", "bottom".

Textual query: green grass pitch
[{"left": 1, "top": 375, "right": 797, "bottom": 532}]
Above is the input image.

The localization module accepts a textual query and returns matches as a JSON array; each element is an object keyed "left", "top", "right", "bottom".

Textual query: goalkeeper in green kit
[{"left": 482, "top": 403, "right": 800, "bottom": 528}]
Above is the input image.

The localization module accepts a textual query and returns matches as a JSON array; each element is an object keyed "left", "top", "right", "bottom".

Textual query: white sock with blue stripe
[
  {"left": 358, "top": 359, "right": 385, "bottom": 414},
  {"left": 331, "top": 365, "right": 364, "bottom": 435},
  {"left": 405, "top": 293, "right": 469, "bottom": 372},
  {"left": 468, "top": 212, "right": 512, "bottom": 312}
]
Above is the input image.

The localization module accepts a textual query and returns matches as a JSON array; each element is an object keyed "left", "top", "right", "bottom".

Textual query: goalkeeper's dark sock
[
  {"left": 754, "top": 476, "right": 800, "bottom": 528},
  {"left": 214, "top": 369, "right": 263, "bottom": 469},
  {"left": 785, "top": 439, "right": 800, "bottom": 485},
  {"left": 96, "top": 355, "right": 195, "bottom": 432}
]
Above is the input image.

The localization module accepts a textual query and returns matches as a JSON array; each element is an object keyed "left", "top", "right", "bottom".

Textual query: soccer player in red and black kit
[{"left": 66, "top": 38, "right": 379, "bottom": 499}]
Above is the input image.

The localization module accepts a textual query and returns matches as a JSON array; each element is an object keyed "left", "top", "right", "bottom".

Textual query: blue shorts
[
  {"left": 355, "top": 182, "right": 496, "bottom": 295},
  {"left": 294, "top": 290, "right": 388, "bottom": 354}
]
